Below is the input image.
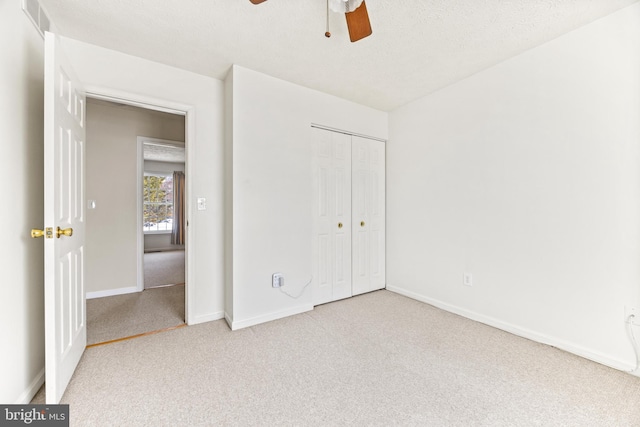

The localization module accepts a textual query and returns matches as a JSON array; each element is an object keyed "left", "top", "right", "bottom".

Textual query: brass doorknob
[
  {"left": 338, "top": 222, "right": 343, "bottom": 229},
  {"left": 57, "top": 227, "right": 73, "bottom": 238},
  {"left": 360, "top": 221, "right": 365, "bottom": 227},
  {"left": 31, "top": 229, "right": 45, "bottom": 239}
]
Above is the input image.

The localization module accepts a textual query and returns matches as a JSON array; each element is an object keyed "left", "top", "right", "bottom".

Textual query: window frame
[{"left": 143, "top": 170, "right": 174, "bottom": 235}]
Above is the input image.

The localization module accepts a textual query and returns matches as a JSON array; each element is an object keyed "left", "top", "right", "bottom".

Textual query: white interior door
[
  {"left": 44, "top": 32, "right": 87, "bottom": 404},
  {"left": 352, "top": 136, "right": 386, "bottom": 295},
  {"left": 312, "top": 128, "right": 352, "bottom": 305}
]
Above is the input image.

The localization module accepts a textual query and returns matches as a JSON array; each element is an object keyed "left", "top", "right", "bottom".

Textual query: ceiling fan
[{"left": 249, "top": 0, "right": 372, "bottom": 43}]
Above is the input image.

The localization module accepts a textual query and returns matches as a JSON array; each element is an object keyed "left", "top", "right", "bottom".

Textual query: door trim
[{"left": 311, "top": 123, "right": 387, "bottom": 143}]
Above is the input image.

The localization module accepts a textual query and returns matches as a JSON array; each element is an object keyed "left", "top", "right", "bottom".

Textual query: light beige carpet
[
  {"left": 34, "top": 290, "right": 640, "bottom": 426},
  {"left": 144, "top": 250, "right": 185, "bottom": 289},
  {"left": 86, "top": 284, "right": 185, "bottom": 345}
]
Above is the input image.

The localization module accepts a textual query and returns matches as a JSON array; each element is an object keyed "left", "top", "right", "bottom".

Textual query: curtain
[{"left": 171, "top": 171, "right": 185, "bottom": 245}]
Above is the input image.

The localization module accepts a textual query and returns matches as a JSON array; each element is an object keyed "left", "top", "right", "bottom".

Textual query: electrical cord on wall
[
  {"left": 626, "top": 314, "right": 640, "bottom": 373},
  {"left": 279, "top": 277, "right": 313, "bottom": 299}
]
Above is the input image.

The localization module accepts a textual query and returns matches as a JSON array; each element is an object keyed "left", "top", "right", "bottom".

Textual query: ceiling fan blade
[
  {"left": 249, "top": 0, "right": 267, "bottom": 4},
  {"left": 345, "top": 0, "right": 372, "bottom": 42}
]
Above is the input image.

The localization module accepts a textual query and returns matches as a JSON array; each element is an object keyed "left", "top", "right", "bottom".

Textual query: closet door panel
[
  {"left": 351, "top": 137, "right": 369, "bottom": 295},
  {"left": 313, "top": 132, "right": 333, "bottom": 305},
  {"left": 352, "top": 136, "right": 385, "bottom": 295},
  {"left": 312, "top": 128, "right": 352, "bottom": 305},
  {"left": 369, "top": 138, "right": 386, "bottom": 291},
  {"left": 332, "top": 133, "right": 352, "bottom": 301}
]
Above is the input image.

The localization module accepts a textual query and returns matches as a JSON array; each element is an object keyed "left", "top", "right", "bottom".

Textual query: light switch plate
[
  {"left": 197, "top": 197, "right": 206, "bottom": 211},
  {"left": 463, "top": 273, "right": 473, "bottom": 287}
]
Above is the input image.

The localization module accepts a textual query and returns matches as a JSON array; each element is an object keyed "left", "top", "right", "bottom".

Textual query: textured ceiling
[{"left": 39, "top": 0, "right": 638, "bottom": 111}]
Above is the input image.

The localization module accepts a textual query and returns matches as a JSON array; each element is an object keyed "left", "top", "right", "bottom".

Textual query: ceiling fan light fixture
[{"left": 328, "top": 0, "right": 363, "bottom": 13}]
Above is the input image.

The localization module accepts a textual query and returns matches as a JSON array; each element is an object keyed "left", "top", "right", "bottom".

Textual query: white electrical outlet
[
  {"left": 272, "top": 273, "right": 284, "bottom": 288},
  {"left": 463, "top": 273, "right": 473, "bottom": 287},
  {"left": 625, "top": 306, "right": 639, "bottom": 325}
]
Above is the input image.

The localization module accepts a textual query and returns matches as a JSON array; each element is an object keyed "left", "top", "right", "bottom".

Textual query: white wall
[
  {"left": 144, "top": 160, "right": 186, "bottom": 252},
  {"left": 225, "top": 65, "right": 387, "bottom": 329},
  {"left": 0, "top": 0, "right": 46, "bottom": 403},
  {"left": 61, "top": 37, "right": 225, "bottom": 325},
  {"left": 387, "top": 3, "right": 640, "bottom": 372},
  {"left": 86, "top": 101, "right": 185, "bottom": 294}
]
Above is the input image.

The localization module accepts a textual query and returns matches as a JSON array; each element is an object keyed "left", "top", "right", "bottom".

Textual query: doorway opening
[
  {"left": 139, "top": 137, "right": 186, "bottom": 290},
  {"left": 84, "top": 97, "right": 187, "bottom": 346}
]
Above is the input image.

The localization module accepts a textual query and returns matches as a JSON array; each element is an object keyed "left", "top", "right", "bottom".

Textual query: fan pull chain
[{"left": 325, "top": 0, "right": 331, "bottom": 37}]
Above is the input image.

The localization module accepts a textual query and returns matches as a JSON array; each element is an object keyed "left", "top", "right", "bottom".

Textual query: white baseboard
[
  {"left": 386, "top": 285, "right": 639, "bottom": 376},
  {"left": 187, "top": 310, "right": 225, "bottom": 326},
  {"left": 86, "top": 285, "right": 139, "bottom": 300},
  {"left": 15, "top": 368, "right": 45, "bottom": 404},
  {"left": 230, "top": 304, "right": 313, "bottom": 331}
]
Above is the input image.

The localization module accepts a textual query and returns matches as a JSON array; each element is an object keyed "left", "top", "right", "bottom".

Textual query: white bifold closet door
[{"left": 312, "top": 127, "right": 385, "bottom": 306}]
